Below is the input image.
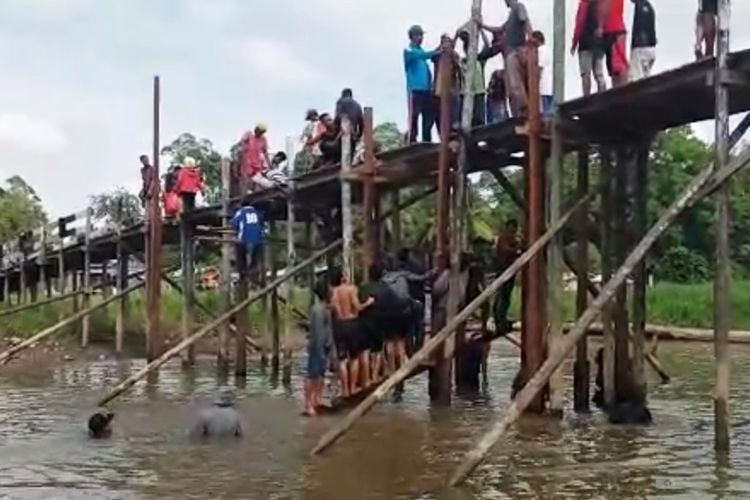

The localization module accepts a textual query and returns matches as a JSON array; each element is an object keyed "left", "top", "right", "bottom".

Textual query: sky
[{"left": 0, "top": 0, "right": 749, "bottom": 216}]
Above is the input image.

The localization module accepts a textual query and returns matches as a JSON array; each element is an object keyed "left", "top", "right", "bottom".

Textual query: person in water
[
  {"left": 88, "top": 410, "right": 115, "bottom": 439},
  {"left": 190, "top": 387, "right": 244, "bottom": 438},
  {"left": 304, "top": 279, "right": 334, "bottom": 416}
]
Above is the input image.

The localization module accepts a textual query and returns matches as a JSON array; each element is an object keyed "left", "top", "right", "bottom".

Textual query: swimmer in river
[
  {"left": 189, "top": 387, "right": 244, "bottom": 439},
  {"left": 88, "top": 411, "right": 115, "bottom": 439}
]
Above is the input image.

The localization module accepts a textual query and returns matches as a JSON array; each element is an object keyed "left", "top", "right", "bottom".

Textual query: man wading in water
[
  {"left": 189, "top": 387, "right": 244, "bottom": 438},
  {"left": 330, "top": 269, "right": 374, "bottom": 397}
]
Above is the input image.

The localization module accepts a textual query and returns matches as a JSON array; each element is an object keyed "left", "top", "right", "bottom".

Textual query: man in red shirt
[
  {"left": 599, "top": 0, "right": 629, "bottom": 87},
  {"left": 243, "top": 124, "right": 274, "bottom": 191}
]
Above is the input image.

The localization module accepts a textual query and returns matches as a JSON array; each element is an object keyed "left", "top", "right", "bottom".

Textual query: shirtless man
[{"left": 330, "top": 269, "right": 374, "bottom": 396}]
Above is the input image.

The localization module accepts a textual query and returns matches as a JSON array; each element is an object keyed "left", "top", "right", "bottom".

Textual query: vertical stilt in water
[
  {"left": 39, "top": 229, "right": 48, "bottom": 299},
  {"left": 613, "top": 148, "right": 632, "bottom": 401},
  {"left": 283, "top": 137, "right": 296, "bottom": 385},
  {"left": 218, "top": 158, "right": 232, "bottom": 372},
  {"left": 258, "top": 238, "right": 269, "bottom": 368},
  {"left": 234, "top": 244, "right": 249, "bottom": 377},
  {"left": 269, "top": 220, "right": 280, "bottom": 374},
  {"left": 115, "top": 228, "right": 128, "bottom": 354},
  {"left": 19, "top": 242, "right": 26, "bottom": 305},
  {"left": 714, "top": 0, "right": 731, "bottom": 454},
  {"left": 340, "top": 117, "right": 354, "bottom": 281},
  {"left": 71, "top": 271, "right": 80, "bottom": 326},
  {"left": 631, "top": 143, "right": 650, "bottom": 403},
  {"left": 574, "top": 147, "right": 590, "bottom": 412},
  {"left": 521, "top": 43, "right": 546, "bottom": 413},
  {"left": 81, "top": 207, "right": 92, "bottom": 348},
  {"left": 180, "top": 202, "right": 196, "bottom": 368},
  {"left": 304, "top": 221, "right": 315, "bottom": 309},
  {"left": 430, "top": 47, "right": 454, "bottom": 404},
  {"left": 600, "top": 148, "right": 616, "bottom": 408}
]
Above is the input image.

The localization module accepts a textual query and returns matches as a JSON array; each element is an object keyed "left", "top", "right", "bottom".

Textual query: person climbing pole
[
  {"left": 138, "top": 154, "right": 155, "bottom": 208},
  {"left": 493, "top": 219, "right": 521, "bottom": 335}
]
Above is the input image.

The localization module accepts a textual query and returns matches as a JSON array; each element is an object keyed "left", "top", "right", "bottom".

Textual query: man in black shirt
[{"left": 629, "top": 0, "right": 657, "bottom": 81}]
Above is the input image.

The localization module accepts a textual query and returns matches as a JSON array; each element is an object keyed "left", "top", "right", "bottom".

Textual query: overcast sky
[{"left": 1, "top": 0, "right": 749, "bottom": 216}]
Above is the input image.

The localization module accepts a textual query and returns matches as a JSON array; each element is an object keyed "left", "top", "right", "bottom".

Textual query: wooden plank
[{"left": 340, "top": 117, "right": 354, "bottom": 281}]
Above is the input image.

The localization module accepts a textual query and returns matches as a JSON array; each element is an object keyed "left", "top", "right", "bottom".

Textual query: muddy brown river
[{"left": 1, "top": 341, "right": 749, "bottom": 499}]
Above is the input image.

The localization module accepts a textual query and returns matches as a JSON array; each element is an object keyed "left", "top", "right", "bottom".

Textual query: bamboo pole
[
  {"left": 311, "top": 192, "right": 592, "bottom": 456},
  {"left": 0, "top": 281, "right": 145, "bottom": 365},
  {"left": 97, "top": 241, "right": 341, "bottom": 407},
  {"left": 269, "top": 220, "right": 280, "bottom": 372},
  {"left": 39, "top": 229, "right": 48, "bottom": 299},
  {"left": 362, "top": 108, "right": 377, "bottom": 275},
  {"left": 146, "top": 74, "right": 163, "bottom": 362},
  {"left": 0, "top": 289, "right": 84, "bottom": 318},
  {"left": 448, "top": 140, "right": 750, "bottom": 487},
  {"left": 81, "top": 207, "right": 92, "bottom": 348},
  {"left": 235, "top": 244, "right": 249, "bottom": 377},
  {"left": 283, "top": 136, "right": 296, "bottom": 384},
  {"left": 613, "top": 149, "right": 631, "bottom": 400}
]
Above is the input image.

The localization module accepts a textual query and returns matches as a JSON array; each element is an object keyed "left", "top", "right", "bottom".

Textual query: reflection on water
[{"left": 1, "top": 341, "right": 750, "bottom": 499}]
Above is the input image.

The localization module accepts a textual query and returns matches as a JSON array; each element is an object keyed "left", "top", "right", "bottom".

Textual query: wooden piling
[
  {"left": 283, "top": 136, "right": 296, "bottom": 384},
  {"left": 311, "top": 193, "right": 592, "bottom": 456},
  {"left": 449, "top": 145, "right": 750, "bottom": 486},
  {"left": 145, "top": 75, "right": 164, "bottom": 362},
  {"left": 599, "top": 148, "right": 616, "bottom": 408},
  {"left": 0, "top": 245, "right": 5, "bottom": 305},
  {"left": 219, "top": 158, "right": 232, "bottom": 370},
  {"left": 81, "top": 207, "right": 92, "bottom": 348},
  {"left": 613, "top": 149, "right": 631, "bottom": 400},
  {"left": 269, "top": 220, "right": 280, "bottom": 372},
  {"left": 631, "top": 144, "right": 650, "bottom": 402},
  {"left": 39, "top": 229, "right": 48, "bottom": 299},
  {"left": 340, "top": 117, "right": 354, "bottom": 281},
  {"left": 57, "top": 235, "right": 65, "bottom": 296},
  {"left": 305, "top": 221, "right": 314, "bottom": 309},
  {"left": 235, "top": 243, "right": 249, "bottom": 377},
  {"left": 180, "top": 200, "right": 196, "bottom": 368},
  {"left": 98, "top": 241, "right": 341, "bottom": 407},
  {"left": 522, "top": 43, "right": 546, "bottom": 414},
  {"left": 362, "top": 108, "right": 377, "bottom": 274},
  {"left": 713, "top": 0, "right": 731, "bottom": 453},
  {"left": 574, "top": 147, "right": 590, "bottom": 412}
]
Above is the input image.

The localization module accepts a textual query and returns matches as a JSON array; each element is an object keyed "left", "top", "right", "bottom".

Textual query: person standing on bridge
[
  {"left": 335, "top": 88, "right": 364, "bottom": 162},
  {"left": 175, "top": 156, "right": 205, "bottom": 213},
  {"left": 599, "top": 0, "right": 629, "bottom": 88},
  {"left": 404, "top": 25, "right": 438, "bottom": 144},
  {"left": 629, "top": 0, "right": 657, "bottom": 81},
  {"left": 695, "top": 0, "right": 717, "bottom": 60},
  {"left": 243, "top": 124, "right": 274, "bottom": 192},
  {"left": 139, "top": 154, "right": 156, "bottom": 208},
  {"left": 571, "top": 0, "right": 607, "bottom": 96}
]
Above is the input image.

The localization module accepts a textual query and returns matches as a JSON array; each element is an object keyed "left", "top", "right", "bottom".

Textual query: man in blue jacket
[{"left": 404, "top": 25, "right": 438, "bottom": 144}]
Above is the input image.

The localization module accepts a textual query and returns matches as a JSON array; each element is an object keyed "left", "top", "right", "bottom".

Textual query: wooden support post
[
  {"left": 258, "top": 231, "right": 269, "bottom": 367},
  {"left": 283, "top": 136, "right": 296, "bottom": 384},
  {"left": 115, "top": 242, "right": 128, "bottom": 354},
  {"left": 234, "top": 243, "right": 249, "bottom": 377},
  {"left": 522, "top": 42, "right": 546, "bottom": 414},
  {"left": 449, "top": 144, "right": 750, "bottom": 486},
  {"left": 600, "top": 149, "right": 616, "bottom": 408},
  {"left": 451, "top": 0, "right": 482, "bottom": 395},
  {"left": 81, "top": 207, "right": 92, "bottom": 348},
  {"left": 19, "top": 248, "right": 26, "bottom": 305},
  {"left": 0, "top": 245, "right": 5, "bottom": 304},
  {"left": 57, "top": 239, "right": 65, "bottom": 295},
  {"left": 613, "top": 149, "right": 631, "bottom": 401},
  {"left": 39, "top": 229, "right": 48, "bottom": 299},
  {"left": 340, "top": 117, "right": 354, "bottom": 281},
  {"left": 218, "top": 158, "right": 232, "bottom": 370},
  {"left": 311, "top": 193, "right": 592, "bottom": 456},
  {"left": 362, "top": 108, "right": 377, "bottom": 274},
  {"left": 71, "top": 271, "right": 80, "bottom": 320},
  {"left": 631, "top": 144, "right": 649, "bottom": 403},
  {"left": 430, "top": 45, "right": 455, "bottom": 403},
  {"left": 180, "top": 203, "right": 196, "bottom": 368},
  {"left": 145, "top": 74, "right": 164, "bottom": 362},
  {"left": 269, "top": 220, "right": 280, "bottom": 372},
  {"left": 305, "top": 221, "right": 315, "bottom": 309},
  {"left": 714, "top": 0, "right": 731, "bottom": 453},
  {"left": 574, "top": 147, "right": 590, "bottom": 412}
]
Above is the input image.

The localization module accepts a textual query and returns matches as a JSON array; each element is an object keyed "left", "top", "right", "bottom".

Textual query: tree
[
  {"left": 89, "top": 188, "right": 143, "bottom": 227},
  {"left": 161, "top": 133, "right": 224, "bottom": 204},
  {"left": 374, "top": 122, "right": 405, "bottom": 152},
  {"left": 0, "top": 176, "right": 47, "bottom": 245}
]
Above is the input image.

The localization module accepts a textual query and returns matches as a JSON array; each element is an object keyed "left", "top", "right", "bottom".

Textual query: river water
[{"left": 1, "top": 341, "right": 749, "bottom": 499}]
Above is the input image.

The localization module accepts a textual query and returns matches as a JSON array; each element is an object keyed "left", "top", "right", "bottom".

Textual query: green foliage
[
  {"left": 161, "top": 133, "right": 224, "bottom": 204},
  {"left": 374, "top": 122, "right": 405, "bottom": 151},
  {"left": 653, "top": 245, "right": 710, "bottom": 283},
  {"left": 89, "top": 188, "right": 143, "bottom": 226},
  {"left": 0, "top": 176, "right": 47, "bottom": 245}
]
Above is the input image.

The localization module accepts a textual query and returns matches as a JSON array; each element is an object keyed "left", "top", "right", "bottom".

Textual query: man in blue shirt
[
  {"left": 230, "top": 205, "right": 265, "bottom": 269},
  {"left": 404, "top": 25, "right": 438, "bottom": 144}
]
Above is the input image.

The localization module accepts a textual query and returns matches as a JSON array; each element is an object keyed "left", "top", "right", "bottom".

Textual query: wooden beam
[
  {"left": 448, "top": 133, "right": 750, "bottom": 487},
  {"left": 97, "top": 240, "right": 341, "bottom": 407},
  {"left": 284, "top": 136, "right": 296, "bottom": 384},
  {"left": 235, "top": 243, "right": 249, "bottom": 377},
  {"left": 269, "top": 220, "right": 280, "bottom": 372},
  {"left": 311, "top": 192, "right": 592, "bottom": 456},
  {"left": 631, "top": 144, "right": 650, "bottom": 402},
  {"left": 599, "top": 148, "right": 616, "bottom": 408}
]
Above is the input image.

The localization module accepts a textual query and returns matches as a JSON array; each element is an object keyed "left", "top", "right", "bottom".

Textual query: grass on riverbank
[{"left": 2, "top": 280, "right": 750, "bottom": 344}]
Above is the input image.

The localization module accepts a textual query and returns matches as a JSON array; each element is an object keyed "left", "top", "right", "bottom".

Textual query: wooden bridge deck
[{"left": 3, "top": 49, "right": 750, "bottom": 290}]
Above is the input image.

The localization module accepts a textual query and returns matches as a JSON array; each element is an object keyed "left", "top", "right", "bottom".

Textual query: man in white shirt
[{"left": 532, "top": 31, "right": 554, "bottom": 116}]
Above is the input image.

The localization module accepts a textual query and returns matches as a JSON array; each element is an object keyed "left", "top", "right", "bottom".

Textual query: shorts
[
  {"left": 333, "top": 318, "right": 366, "bottom": 359},
  {"left": 629, "top": 47, "right": 656, "bottom": 81},
  {"left": 360, "top": 317, "right": 384, "bottom": 352},
  {"left": 578, "top": 50, "right": 605, "bottom": 78},
  {"left": 307, "top": 349, "right": 326, "bottom": 379},
  {"left": 603, "top": 33, "right": 629, "bottom": 78},
  {"left": 699, "top": 0, "right": 717, "bottom": 15},
  {"left": 381, "top": 311, "right": 411, "bottom": 341}
]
